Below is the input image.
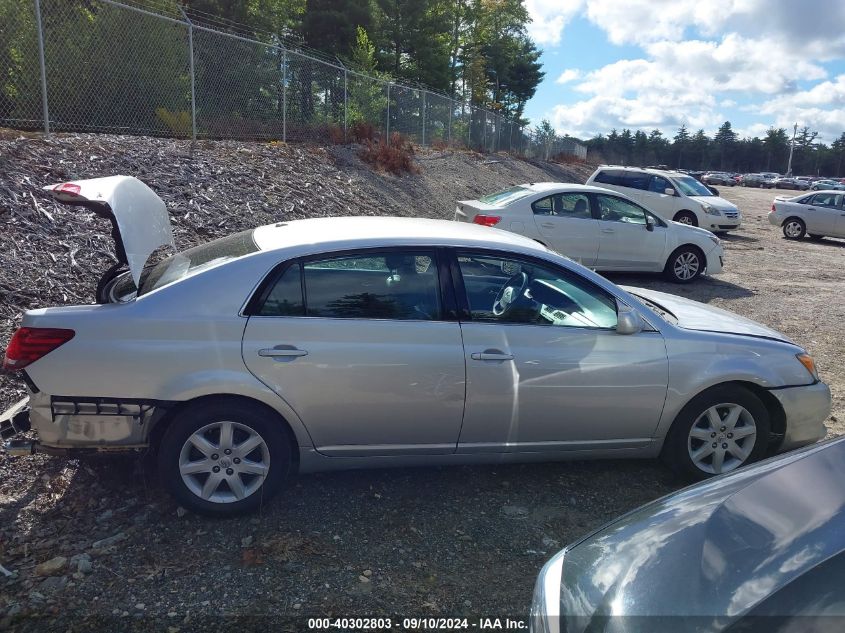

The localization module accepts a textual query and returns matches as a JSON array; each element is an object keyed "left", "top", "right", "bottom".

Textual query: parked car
[
  {"left": 530, "top": 436, "right": 845, "bottom": 633},
  {"left": 454, "top": 183, "right": 724, "bottom": 283},
  {"left": 585, "top": 167, "right": 742, "bottom": 231},
  {"left": 701, "top": 172, "right": 736, "bottom": 186},
  {"left": 1, "top": 177, "right": 829, "bottom": 516},
  {"left": 769, "top": 190, "right": 845, "bottom": 240},
  {"left": 811, "top": 179, "right": 845, "bottom": 191},
  {"left": 775, "top": 177, "right": 810, "bottom": 190}
]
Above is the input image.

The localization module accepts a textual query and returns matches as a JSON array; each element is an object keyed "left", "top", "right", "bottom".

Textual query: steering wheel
[{"left": 492, "top": 272, "right": 529, "bottom": 316}]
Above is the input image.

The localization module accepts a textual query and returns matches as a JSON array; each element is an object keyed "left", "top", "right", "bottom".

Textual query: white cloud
[
  {"left": 525, "top": 0, "right": 584, "bottom": 46},
  {"left": 555, "top": 69, "right": 581, "bottom": 84}
]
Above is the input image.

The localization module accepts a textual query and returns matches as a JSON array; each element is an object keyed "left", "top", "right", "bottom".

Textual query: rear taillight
[
  {"left": 53, "top": 182, "right": 81, "bottom": 196},
  {"left": 771, "top": 203, "right": 776, "bottom": 212},
  {"left": 473, "top": 214, "right": 502, "bottom": 227},
  {"left": 3, "top": 327, "right": 75, "bottom": 371}
]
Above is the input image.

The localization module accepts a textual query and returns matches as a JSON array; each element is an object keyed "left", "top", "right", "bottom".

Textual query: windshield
[
  {"left": 478, "top": 186, "right": 532, "bottom": 207},
  {"left": 137, "top": 229, "right": 259, "bottom": 296},
  {"left": 671, "top": 175, "right": 713, "bottom": 197}
]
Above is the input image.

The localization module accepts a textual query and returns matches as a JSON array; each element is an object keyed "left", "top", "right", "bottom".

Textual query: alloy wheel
[
  {"left": 673, "top": 252, "right": 700, "bottom": 280},
  {"left": 178, "top": 421, "right": 270, "bottom": 503},
  {"left": 784, "top": 221, "right": 804, "bottom": 238},
  {"left": 687, "top": 403, "right": 756, "bottom": 474},
  {"left": 677, "top": 215, "right": 693, "bottom": 225}
]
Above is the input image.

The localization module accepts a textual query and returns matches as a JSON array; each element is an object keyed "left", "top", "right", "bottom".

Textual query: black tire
[
  {"left": 664, "top": 245, "right": 704, "bottom": 283},
  {"left": 96, "top": 263, "right": 129, "bottom": 304},
  {"left": 809, "top": 234, "right": 825, "bottom": 241},
  {"left": 673, "top": 210, "right": 698, "bottom": 227},
  {"left": 782, "top": 217, "right": 806, "bottom": 240},
  {"left": 662, "top": 384, "right": 770, "bottom": 481},
  {"left": 157, "top": 399, "right": 292, "bottom": 516}
]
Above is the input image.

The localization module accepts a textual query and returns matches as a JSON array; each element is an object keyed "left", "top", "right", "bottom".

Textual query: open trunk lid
[{"left": 43, "top": 176, "right": 175, "bottom": 289}]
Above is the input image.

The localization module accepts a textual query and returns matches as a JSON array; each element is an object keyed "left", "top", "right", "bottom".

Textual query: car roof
[
  {"left": 251, "top": 216, "right": 549, "bottom": 254},
  {"left": 595, "top": 165, "right": 687, "bottom": 178},
  {"left": 518, "top": 182, "right": 623, "bottom": 194}
]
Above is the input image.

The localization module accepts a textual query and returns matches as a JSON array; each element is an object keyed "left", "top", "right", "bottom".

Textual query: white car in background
[
  {"left": 585, "top": 166, "right": 742, "bottom": 231},
  {"left": 454, "top": 183, "right": 723, "bottom": 283},
  {"left": 768, "top": 190, "right": 845, "bottom": 240}
]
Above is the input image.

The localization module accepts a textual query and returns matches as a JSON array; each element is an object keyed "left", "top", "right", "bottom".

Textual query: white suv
[{"left": 586, "top": 166, "right": 742, "bottom": 232}]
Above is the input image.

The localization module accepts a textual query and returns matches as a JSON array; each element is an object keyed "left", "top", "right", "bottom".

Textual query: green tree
[
  {"left": 347, "top": 27, "right": 388, "bottom": 128},
  {"left": 673, "top": 125, "right": 690, "bottom": 168},
  {"left": 303, "top": 0, "right": 372, "bottom": 58},
  {"left": 713, "top": 121, "right": 737, "bottom": 170},
  {"left": 763, "top": 127, "right": 789, "bottom": 172}
]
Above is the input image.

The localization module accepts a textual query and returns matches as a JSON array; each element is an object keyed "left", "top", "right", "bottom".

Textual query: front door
[
  {"left": 242, "top": 250, "right": 466, "bottom": 456},
  {"left": 530, "top": 192, "right": 600, "bottom": 266},
  {"left": 593, "top": 193, "right": 668, "bottom": 271},
  {"left": 806, "top": 193, "right": 844, "bottom": 234},
  {"left": 453, "top": 251, "right": 669, "bottom": 453}
]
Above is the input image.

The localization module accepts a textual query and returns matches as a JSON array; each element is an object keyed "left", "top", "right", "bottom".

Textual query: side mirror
[
  {"left": 616, "top": 308, "right": 644, "bottom": 335},
  {"left": 645, "top": 215, "right": 655, "bottom": 232},
  {"left": 664, "top": 188, "right": 675, "bottom": 196}
]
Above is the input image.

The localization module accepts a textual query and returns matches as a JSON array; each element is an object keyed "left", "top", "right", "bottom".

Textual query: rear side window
[
  {"left": 593, "top": 169, "right": 623, "bottom": 186},
  {"left": 139, "top": 230, "right": 259, "bottom": 296},
  {"left": 256, "top": 251, "right": 441, "bottom": 320},
  {"left": 620, "top": 171, "right": 650, "bottom": 190}
]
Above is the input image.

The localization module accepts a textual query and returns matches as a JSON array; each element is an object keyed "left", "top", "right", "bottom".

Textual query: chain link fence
[{"left": 1, "top": 0, "right": 585, "bottom": 160}]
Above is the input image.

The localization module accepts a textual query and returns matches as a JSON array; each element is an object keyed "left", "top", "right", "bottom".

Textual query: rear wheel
[
  {"left": 664, "top": 246, "right": 704, "bottom": 283},
  {"left": 158, "top": 399, "right": 291, "bottom": 516},
  {"left": 662, "top": 385, "right": 770, "bottom": 480},
  {"left": 673, "top": 210, "right": 698, "bottom": 226},
  {"left": 782, "top": 218, "right": 806, "bottom": 240}
]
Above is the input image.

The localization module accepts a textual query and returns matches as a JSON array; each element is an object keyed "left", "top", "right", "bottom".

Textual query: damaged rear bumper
[{"left": 2, "top": 392, "right": 170, "bottom": 456}]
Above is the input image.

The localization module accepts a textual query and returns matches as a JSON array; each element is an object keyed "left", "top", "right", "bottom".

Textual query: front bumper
[{"left": 771, "top": 381, "right": 831, "bottom": 451}]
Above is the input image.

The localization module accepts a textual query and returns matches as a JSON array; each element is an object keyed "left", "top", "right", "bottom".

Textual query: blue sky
[{"left": 522, "top": 0, "right": 845, "bottom": 143}]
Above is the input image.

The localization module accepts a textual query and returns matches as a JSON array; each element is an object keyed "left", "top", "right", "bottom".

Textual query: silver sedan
[{"left": 1, "top": 177, "right": 830, "bottom": 516}]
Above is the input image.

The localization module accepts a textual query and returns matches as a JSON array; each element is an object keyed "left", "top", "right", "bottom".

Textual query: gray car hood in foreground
[
  {"left": 557, "top": 438, "right": 845, "bottom": 630},
  {"left": 623, "top": 286, "right": 794, "bottom": 344}
]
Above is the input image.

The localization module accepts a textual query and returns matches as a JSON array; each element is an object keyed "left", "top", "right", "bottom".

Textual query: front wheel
[
  {"left": 782, "top": 218, "right": 806, "bottom": 240},
  {"left": 158, "top": 399, "right": 291, "bottom": 516},
  {"left": 673, "top": 210, "right": 698, "bottom": 226},
  {"left": 662, "top": 385, "right": 770, "bottom": 480},
  {"left": 664, "top": 246, "right": 704, "bottom": 283}
]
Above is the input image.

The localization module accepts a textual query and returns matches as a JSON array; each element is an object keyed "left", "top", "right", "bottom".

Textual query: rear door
[
  {"left": 530, "top": 192, "right": 600, "bottom": 266},
  {"left": 242, "top": 249, "right": 467, "bottom": 456},
  {"left": 593, "top": 193, "right": 668, "bottom": 271},
  {"left": 805, "top": 193, "right": 843, "bottom": 234}
]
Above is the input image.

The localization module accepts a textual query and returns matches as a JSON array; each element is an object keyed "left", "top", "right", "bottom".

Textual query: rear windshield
[
  {"left": 478, "top": 186, "right": 532, "bottom": 206},
  {"left": 137, "top": 229, "right": 259, "bottom": 296}
]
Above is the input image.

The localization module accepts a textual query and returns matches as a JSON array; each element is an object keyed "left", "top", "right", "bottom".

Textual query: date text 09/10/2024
[{"left": 307, "top": 617, "right": 528, "bottom": 630}]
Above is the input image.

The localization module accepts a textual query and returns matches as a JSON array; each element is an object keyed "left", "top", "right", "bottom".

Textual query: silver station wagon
[{"left": 1, "top": 177, "right": 830, "bottom": 516}]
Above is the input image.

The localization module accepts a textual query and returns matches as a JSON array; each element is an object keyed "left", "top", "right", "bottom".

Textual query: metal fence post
[
  {"left": 386, "top": 82, "right": 391, "bottom": 139},
  {"left": 178, "top": 8, "right": 197, "bottom": 142},
  {"left": 482, "top": 110, "right": 487, "bottom": 152},
  {"left": 282, "top": 49, "right": 287, "bottom": 143},
  {"left": 421, "top": 91, "right": 426, "bottom": 146},
  {"left": 447, "top": 102, "right": 452, "bottom": 146},
  {"left": 33, "top": 0, "right": 49, "bottom": 135},
  {"left": 343, "top": 69, "right": 348, "bottom": 142}
]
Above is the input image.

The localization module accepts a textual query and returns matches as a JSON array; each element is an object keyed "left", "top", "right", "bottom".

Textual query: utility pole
[{"left": 786, "top": 123, "right": 797, "bottom": 176}]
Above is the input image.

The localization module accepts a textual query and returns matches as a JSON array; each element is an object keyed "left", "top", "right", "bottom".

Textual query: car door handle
[
  {"left": 258, "top": 346, "right": 308, "bottom": 358},
  {"left": 471, "top": 350, "right": 514, "bottom": 361},
  {"left": 601, "top": 228, "right": 615, "bottom": 233},
  {"left": 540, "top": 222, "right": 555, "bottom": 229}
]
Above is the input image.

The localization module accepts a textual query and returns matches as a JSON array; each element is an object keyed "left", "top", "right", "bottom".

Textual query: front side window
[
  {"left": 303, "top": 252, "right": 440, "bottom": 320},
  {"left": 648, "top": 175, "right": 671, "bottom": 193},
  {"left": 595, "top": 194, "right": 647, "bottom": 225},
  {"left": 456, "top": 252, "right": 618, "bottom": 329}
]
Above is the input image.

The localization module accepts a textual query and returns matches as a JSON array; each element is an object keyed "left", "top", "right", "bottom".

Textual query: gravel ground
[{"left": 0, "top": 135, "right": 842, "bottom": 631}]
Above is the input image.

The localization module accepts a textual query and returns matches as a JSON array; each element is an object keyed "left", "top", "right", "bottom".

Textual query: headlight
[
  {"left": 702, "top": 203, "right": 721, "bottom": 216},
  {"left": 796, "top": 353, "right": 819, "bottom": 381},
  {"left": 530, "top": 549, "right": 565, "bottom": 633}
]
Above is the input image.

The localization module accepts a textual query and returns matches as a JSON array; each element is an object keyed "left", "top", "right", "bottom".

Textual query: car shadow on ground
[
  {"left": 602, "top": 272, "right": 755, "bottom": 302},
  {"left": 805, "top": 237, "right": 845, "bottom": 249},
  {"left": 719, "top": 233, "right": 759, "bottom": 243}
]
